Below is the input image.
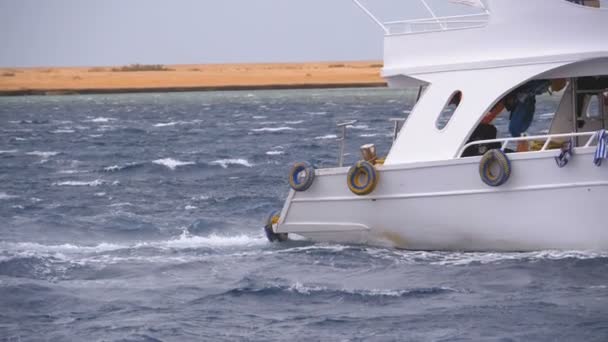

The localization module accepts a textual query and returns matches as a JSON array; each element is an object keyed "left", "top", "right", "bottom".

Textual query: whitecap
[
  {"left": 27, "top": 151, "right": 59, "bottom": 158},
  {"left": 266, "top": 150, "right": 285, "bottom": 156},
  {"left": 315, "top": 134, "right": 338, "bottom": 140},
  {"left": 103, "top": 165, "right": 122, "bottom": 172},
  {"left": 252, "top": 116, "right": 267, "bottom": 120},
  {"left": 0, "top": 150, "right": 18, "bottom": 154},
  {"left": 51, "top": 129, "right": 75, "bottom": 134},
  {"left": 209, "top": 158, "right": 253, "bottom": 169},
  {"left": 53, "top": 179, "right": 105, "bottom": 187},
  {"left": 153, "top": 158, "right": 195, "bottom": 170},
  {"left": 306, "top": 111, "right": 327, "bottom": 116},
  {"left": 185, "top": 205, "right": 198, "bottom": 210},
  {"left": 0, "top": 192, "right": 17, "bottom": 200},
  {"left": 251, "top": 127, "right": 295, "bottom": 133},
  {"left": 285, "top": 120, "right": 304, "bottom": 124},
  {"left": 0, "top": 232, "right": 266, "bottom": 258},
  {"left": 87, "top": 117, "right": 115, "bottom": 123},
  {"left": 57, "top": 170, "right": 86, "bottom": 174},
  {"left": 359, "top": 133, "right": 380, "bottom": 138}
]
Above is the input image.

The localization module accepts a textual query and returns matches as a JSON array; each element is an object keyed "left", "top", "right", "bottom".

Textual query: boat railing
[
  {"left": 457, "top": 131, "right": 599, "bottom": 158},
  {"left": 384, "top": 13, "right": 490, "bottom": 35},
  {"left": 352, "top": 0, "right": 490, "bottom": 36}
]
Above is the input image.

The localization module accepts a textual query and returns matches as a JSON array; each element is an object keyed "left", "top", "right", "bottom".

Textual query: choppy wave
[
  {"left": 102, "top": 162, "right": 143, "bottom": 172},
  {"left": 51, "top": 129, "right": 75, "bottom": 134},
  {"left": 86, "top": 117, "right": 115, "bottom": 123},
  {"left": 153, "top": 120, "right": 201, "bottom": 127},
  {"left": 315, "top": 134, "right": 337, "bottom": 140},
  {"left": 0, "top": 149, "right": 18, "bottom": 154},
  {"left": 0, "top": 192, "right": 18, "bottom": 200},
  {"left": 209, "top": 159, "right": 253, "bottom": 168},
  {"left": 222, "top": 279, "right": 456, "bottom": 300},
  {"left": 266, "top": 150, "right": 285, "bottom": 156},
  {"left": 274, "top": 244, "right": 608, "bottom": 266},
  {"left": 0, "top": 232, "right": 268, "bottom": 259},
  {"left": 26, "top": 151, "right": 59, "bottom": 158},
  {"left": 53, "top": 179, "right": 105, "bottom": 187},
  {"left": 284, "top": 120, "right": 304, "bottom": 124},
  {"left": 152, "top": 158, "right": 195, "bottom": 170},
  {"left": 251, "top": 127, "right": 296, "bottom": 133}
]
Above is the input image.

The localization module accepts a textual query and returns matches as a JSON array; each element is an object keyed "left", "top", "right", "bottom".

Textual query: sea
[{"left": 1, "top": 88, "right": 607, "bottom": 341}]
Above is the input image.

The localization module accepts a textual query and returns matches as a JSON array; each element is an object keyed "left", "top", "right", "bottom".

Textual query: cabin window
[
  {"left": 436, "top": 91, "right": 462, "bottom": 130},
  {"left": 586, "top": 95, "right": 601, "bottom": 119}
]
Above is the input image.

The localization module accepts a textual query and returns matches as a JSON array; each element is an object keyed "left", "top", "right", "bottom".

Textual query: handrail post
[
  {"left": 337, "top": 120, "right": 357, "bottom": 167},
  {"left": 389, "top": 118, "right": 406, "bottom": 143}
]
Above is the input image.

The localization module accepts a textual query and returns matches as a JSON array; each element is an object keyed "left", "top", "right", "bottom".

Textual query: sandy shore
[{"left": 0, "top": 61, "right": 385, "bottom": 96}]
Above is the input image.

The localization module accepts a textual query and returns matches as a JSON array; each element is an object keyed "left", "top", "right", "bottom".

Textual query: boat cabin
[{"left": 353, "top": 0, "right": 608, "bottom": 164}]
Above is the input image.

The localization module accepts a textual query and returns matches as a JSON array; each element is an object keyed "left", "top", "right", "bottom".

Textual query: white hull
[{"left": 277, "top": 149, "right": 608, "bottom": 251}]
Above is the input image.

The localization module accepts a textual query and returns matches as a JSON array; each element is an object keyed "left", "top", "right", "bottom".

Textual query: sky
[{"left": 0, "top": 0, "right": 469, "bottom": 68}]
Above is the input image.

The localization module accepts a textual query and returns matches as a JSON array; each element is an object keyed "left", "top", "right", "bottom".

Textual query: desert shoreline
[{"left": 0, "top": 61, "right": 386, "bottom": 96}]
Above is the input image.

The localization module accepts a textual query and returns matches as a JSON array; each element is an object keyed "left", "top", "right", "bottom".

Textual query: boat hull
[{"left": 277, "top": 149, "right": 608, "bottom": 251}]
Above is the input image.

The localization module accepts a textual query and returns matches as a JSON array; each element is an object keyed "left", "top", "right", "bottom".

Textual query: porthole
[{"left": 436, "top": 91, "right": 462, "bottom": 130}]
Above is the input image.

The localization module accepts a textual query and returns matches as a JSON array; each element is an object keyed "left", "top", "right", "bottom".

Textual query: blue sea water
[{"left": 0, "top": 88, "right": 607, "bottom": 342}]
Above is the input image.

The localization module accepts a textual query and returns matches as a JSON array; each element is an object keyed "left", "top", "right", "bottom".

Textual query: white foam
[
  {"left": 27, "top": 151, "right": 59, "bottom": 158},
  {"left": 315, "top": 134, "right": 338, "bottom": 140},
  {"left": 184, "top": 205, "right": 198, "bottom": 210},
  {"left": 103, "top": 165, "right": 122, "bottom": 172},
  {"left": 0, "top": 192, "right": 17, "bottom": 200},
  {"left": 251, "top": 127, "right": 295, "bottom": 133},
  {"left": 306, "top": 111, "right": 327, "bottom": 116},
  {"left": 209, "top": 158, "right": 253, "bottom": 169},
  {"left": 154, "top": 120, "right": 201, "bottom": 128},
  {"left": 252, "top": 116, "right": 267, "bottom": 120},
  {"left": 0, "top": 150, "right": 18, "bottom": 154},
  {"left": 87, "top": 117, "right": 115, "bottom": 123},
  {"left": 57, "top": 170, "right": 87, "bottom": 174},
  {"left": 266, "top": 150, "right": 285, "bottom": 156},
  {"left": 154, "top": 121, "right": 180, "bottom": 127},
  {"left": 284, "top": 120, "right": 304, "bottom": 124},
  {"left": 359, "top": 133, "right": 380, "bottom": 138},
  {"left": 54, "top": 179, "right": 105, "bottom": 187},
  {"left": 51, "top": 129, "right": 75, "bottom": 134},
  {"left": 153, "top": 158, "right": 195, "bottom": 170}
]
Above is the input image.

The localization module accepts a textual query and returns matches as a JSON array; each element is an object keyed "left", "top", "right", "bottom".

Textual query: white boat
[{"left": 265, "top": 0, "right": 608, "bottom": 251}]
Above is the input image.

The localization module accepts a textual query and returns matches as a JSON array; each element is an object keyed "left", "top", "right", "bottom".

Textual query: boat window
[
  {"left": 586, "top": 95, "right": 601, "bottom": 119},
  {"left": 436, "top": 91, "right": 462, "bottom": 130}
]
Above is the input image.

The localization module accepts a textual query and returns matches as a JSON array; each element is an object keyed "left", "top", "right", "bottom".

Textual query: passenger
[{"left": 504, "top": 80, "right": 551, "bottom": 138}]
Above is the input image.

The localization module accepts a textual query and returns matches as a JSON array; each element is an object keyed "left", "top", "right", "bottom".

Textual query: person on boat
[{"left": 503, "top": 80, "right": 552, "bottom": 138}]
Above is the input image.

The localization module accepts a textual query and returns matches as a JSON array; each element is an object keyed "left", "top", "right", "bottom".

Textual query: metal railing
[
  {"left": 352, "top": 0, "right": 490, "bottom": 36},
  {"left": 457, "top": 131, "right": 600, "bottom": 158},
  {"left": 384, "top": 13, "right": 490, "bottom": 35},
  {"left": 337, "top": 120, "right": 358, "bottom": 167}
]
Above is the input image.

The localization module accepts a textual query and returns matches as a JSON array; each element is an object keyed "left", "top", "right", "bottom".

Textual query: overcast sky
[{"left": 0, "top": 0, "right": 472, "bottom": 67}]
